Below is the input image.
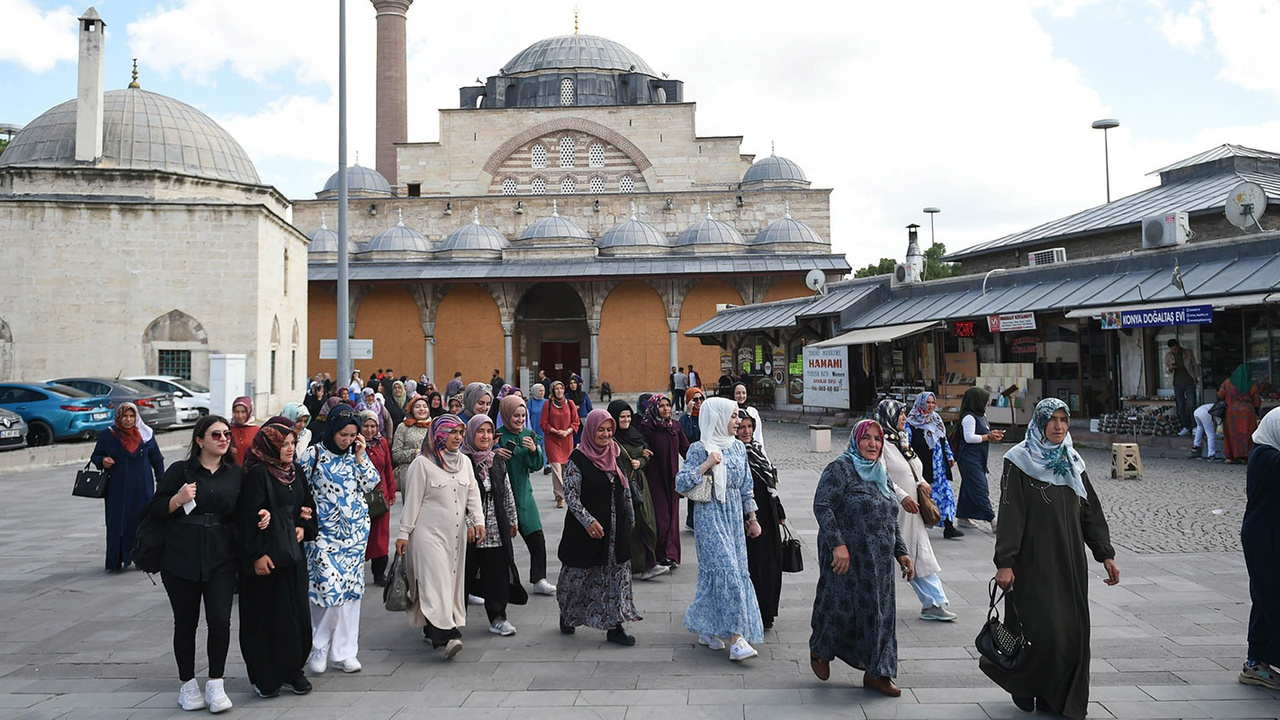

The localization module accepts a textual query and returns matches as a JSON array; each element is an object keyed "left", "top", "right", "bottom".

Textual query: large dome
[
  {"left": 319, "top": 164, "right": 394, "bottom": 199},
  {"left": 741, "top": 154, "right": 809, "bottom": 188},
  {"left": 0, "top": 88, "right": 260, "bottom": 185},
  {"left": 503, "top": 34, "right": 656, "bottom": 76}
]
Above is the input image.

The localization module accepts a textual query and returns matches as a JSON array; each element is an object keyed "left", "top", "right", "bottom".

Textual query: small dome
[
  {"left": 307, "top": 215, "right": 357, "bottom": 254},
  {"left": 518, "top": 201, "right": 592, "bottom": 241},
  {"left": 675, "top": 205, "right": 745, "bottom": 248},
  {"left": 599, "top": 205, "right": 667, "bottom": 250},
  {"left": 319, "top": 163, "right": 394, "bottom": 198},
  {"left": 753, "top": 205, "right": 825, "bottom": 245},
  {"left": 503, "top": 34, "right": 656, "bottom": 75},
  {"left": 361, "top": 210, "right": 430, "bottom": 253},
  {"left": 0, "top": 87, "right": 259, "bottom": 185},
  {"left": 741, "top": 154, "right": 809, "bottom": 187},
  {"left": 442, "top": 209, "right": 509, "bottom": 252}
]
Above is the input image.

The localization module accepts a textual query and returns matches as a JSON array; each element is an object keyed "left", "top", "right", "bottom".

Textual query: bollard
[{"left": 809, "top": 424, "right": 832, "bottom": 453}]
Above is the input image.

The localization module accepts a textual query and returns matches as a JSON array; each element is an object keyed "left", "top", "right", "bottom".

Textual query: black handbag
[
  {"left": 1208, "top": 400, "right": 1227, "bottom": 419},
  {"left": 780, "top": 522, "right": 804, "bottom": 573},
  {"left": 975, "top": 578, "right": 1030, "bottom": 671},
  {"left": 131, "top": 511, "right": 168, "bottom": 574},
  {"left": 365, "top": 489, "right": 390, "bottom": 518},
  {"left": 72, "top": 461, "right": 109, "bottom": 498},
  {"left": 383, "top": 551, "right": 410, "bottom": 612}
]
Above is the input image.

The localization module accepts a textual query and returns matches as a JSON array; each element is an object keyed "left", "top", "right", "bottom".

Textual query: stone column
[
  {"left": 423, "top": 322, "right": 435, "bottom": 385},
  {"left": 667, "top": 316, "right": 681, "bottom": 369},
  {"left": 587, "top": 320, "right": 601, "bottom": 392},
  {"left": 370, "top": 0, "right": 412, "bottom": 186},
  {"left": 501, "top": 321, "right": 515, "bottom": 385}
]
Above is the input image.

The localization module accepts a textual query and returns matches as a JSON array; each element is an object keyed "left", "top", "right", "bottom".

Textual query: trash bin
[{"left": 809, "top": 424, "right": 832, "bottom": 453}]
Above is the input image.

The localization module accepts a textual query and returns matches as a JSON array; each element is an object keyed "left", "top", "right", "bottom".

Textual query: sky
[{"left": 3, "top": 0, "right": 1279, "bottom": 269}]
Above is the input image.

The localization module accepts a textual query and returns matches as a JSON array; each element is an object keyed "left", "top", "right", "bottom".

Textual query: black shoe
[
  {"left": 560, "top": 616, "right": 575, "bottom": 635},
  {"left": 1011, "top": 695, "right": 1034, "bottom": 712},
  {"left": 606, "top": 625, "right": 636, "bottom": 646},
  {"left": 943, "top": 521, "right": 965, "bottom": 539},
  {"left": 254, "top": 685, "right": 281, "bottom": 699},
  {"left": 283, "top": 674, "right": 312, "bottom": 695},
  {"left": 1188, "top": 447, "right": 1202, "bottom": 459},
  {"left": 373, "top": 574, "right": 387, "bottom": 587}
]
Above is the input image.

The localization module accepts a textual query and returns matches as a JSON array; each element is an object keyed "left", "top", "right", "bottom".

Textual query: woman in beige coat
[
  {"left": 395, "top": 414, "right": 484, "bottom": 659},
  {"left": 876, "top": 400, "right": 953, "bottom": 621},
  {"left": 392, "top": 396, "right": 432, "bottom": 488}
]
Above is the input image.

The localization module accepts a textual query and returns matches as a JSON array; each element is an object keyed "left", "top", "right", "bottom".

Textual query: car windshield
[
  {"left": 45, "top": 383, "right": 92, "bottom": 398},
  {"left": 115, "top": 379, "right": 161, "bottom": 394},
  {"left": 173, "top": 378, "right": 209, "bottom": 393}
]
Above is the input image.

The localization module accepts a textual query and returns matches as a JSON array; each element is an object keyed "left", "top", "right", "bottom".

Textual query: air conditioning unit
[
  {"left": 1027, "top": 247, "right": 1067, "bottom": 267},
  {"left": 1142, "top": 211, "right": 1189, "bottom": 249},
  {"left": 891, "top": 262, "right": 917, "bottom": 288}
]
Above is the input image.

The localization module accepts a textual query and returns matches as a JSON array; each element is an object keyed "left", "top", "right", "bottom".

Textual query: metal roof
[
  {"left": 502, "top": 34, "right": 656, "bottom": 76},
  {"left": 742, "top": 155, "right": 808, "bottom": 185},
  {"left": 309, "top": 252, "right": 850, "bottom": 283},
  {"left": 685, "top": 279, "right": 877, "bottom": 337},
  {"left": 1150, "top": 144, "right": 1280, "bottom": 175},
  {"left": 321, "top": 164, "right": 393, "bottom": 197}
]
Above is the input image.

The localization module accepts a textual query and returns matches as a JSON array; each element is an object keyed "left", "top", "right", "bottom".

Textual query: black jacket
[
  {"left": 558, "top": 448, "right": 631, "bottom": 568},
  {"left": 148, "top": 459, "right": 243, "bottom": 581}
]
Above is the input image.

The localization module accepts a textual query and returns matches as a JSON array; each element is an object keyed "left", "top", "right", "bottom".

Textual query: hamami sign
[{"left": 802, "top": 345, "right": 850, "bottom": 410}]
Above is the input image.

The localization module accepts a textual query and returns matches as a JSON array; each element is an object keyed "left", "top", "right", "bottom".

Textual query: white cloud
[
  {"left": 1201, "top": 0, "right": 1280, "bottom": 97},
  {"left": 0, "top": 0, "right": 77, "bottom": 72},
  {"left": 1159, "top": 1, "right": 1206, "bottom": 51}
]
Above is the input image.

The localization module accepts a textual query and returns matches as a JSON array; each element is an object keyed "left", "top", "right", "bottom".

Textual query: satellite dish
[
  {"left": 805, "top": 268, "right": 827, "bottom": 295},
  {"left": 1225, "top": 181, "right": 1268, "bottom": 231}
]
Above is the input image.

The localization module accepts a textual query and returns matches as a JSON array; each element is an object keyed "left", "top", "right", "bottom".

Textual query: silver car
[
  {"left": 0, "top": 408, "right": 27, "bottom": 451},
  {"left": 49, "top": 377, "right": 180, "bottom": 430}
]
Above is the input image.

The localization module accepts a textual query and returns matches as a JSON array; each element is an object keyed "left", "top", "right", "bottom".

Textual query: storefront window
[{"left": 1201, "top": 309, "right": 1244, "bottom": 393}]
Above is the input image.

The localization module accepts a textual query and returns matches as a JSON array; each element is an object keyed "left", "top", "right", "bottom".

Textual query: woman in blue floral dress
[
  {"left": 906, "top": 392, "right": 961, "bottom": 539},
  {"left": 676, "top": 397, "right": 764, "bottom": 662},
  {"left": 300, "top": 404, "right": 380, "bottom": 674}
]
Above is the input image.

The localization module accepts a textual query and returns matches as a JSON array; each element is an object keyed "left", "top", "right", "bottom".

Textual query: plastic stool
[{"left": 1111, "top": 443, "right": 1142, "bottom": 479}]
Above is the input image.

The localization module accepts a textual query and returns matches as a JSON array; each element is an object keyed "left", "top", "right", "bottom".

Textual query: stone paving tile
[
  {"left": 744, "top": 705, "right": 868, "bottom": 720},
  {"left": 623, "top": 707, "right": 743, "bottom": 720},
  {"left": 1101, "top": 700, "right": 1211, "bottom": 718},
  {"left": 1187, "top": 700, "right": 1280, "bottom": 718}
]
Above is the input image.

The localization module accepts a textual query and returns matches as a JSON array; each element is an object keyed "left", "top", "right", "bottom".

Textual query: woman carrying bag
[{"left": 91, "top": 402, "right": 164, "bottom": 572}]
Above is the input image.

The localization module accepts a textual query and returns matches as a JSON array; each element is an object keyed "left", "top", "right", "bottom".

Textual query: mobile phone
[{"left": 503, "top": 440, "right": 518, "bottom": 452}]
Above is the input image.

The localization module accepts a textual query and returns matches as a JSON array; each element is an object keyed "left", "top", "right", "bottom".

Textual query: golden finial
[
  {"left": 574, "top": 6, "right": 579, "bottom": 34},
  {"left": 128, "top": 58, "right": 140, "bottom": 88}
]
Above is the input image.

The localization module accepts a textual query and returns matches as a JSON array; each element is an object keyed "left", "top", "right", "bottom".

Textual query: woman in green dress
[{"left": 496, "top": 395, "right": 556, "bottom": 595}]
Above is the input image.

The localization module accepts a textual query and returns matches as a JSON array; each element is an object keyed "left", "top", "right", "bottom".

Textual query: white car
[{"left": 129, "top": 375, "right": 211, "bottom": 426}]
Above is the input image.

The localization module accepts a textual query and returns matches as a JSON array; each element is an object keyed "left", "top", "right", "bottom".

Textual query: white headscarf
[
  {"left": 1254, "top": 407, "right": 1280, "bottom": 451},
  {"left": 698, "top": 397, "right": 739, "bottom": 503}
]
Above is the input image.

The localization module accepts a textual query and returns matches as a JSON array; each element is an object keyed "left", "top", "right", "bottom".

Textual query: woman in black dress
[
  {"left": 91, "top": 402, "right": 164, "bottom": 571},
  {"left": 736, "top": 413, "right": 786, "bottom": 629}
]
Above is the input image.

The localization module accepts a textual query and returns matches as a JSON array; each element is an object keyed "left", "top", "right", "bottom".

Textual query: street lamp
[
  {"left": 1091, "top": 118, "right": 1119, "bottom": 204},
  {"left": 923, "top": 207, "right": 940, "bottom": 245}
]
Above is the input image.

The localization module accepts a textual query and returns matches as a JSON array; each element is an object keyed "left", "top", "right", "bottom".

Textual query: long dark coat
[
  {"left": 91, "top": 429, "right": 164, "bottom": 570},
  {"left": 641, "top": 420, "right": 689, "bottom": 565},
  {"left": 1243, "top": 444, "right": 1280, "bottom": 666}
]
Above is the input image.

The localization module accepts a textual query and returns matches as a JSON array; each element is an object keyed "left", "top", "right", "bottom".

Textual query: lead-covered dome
[
  {"left": 518, "top": 204, "right": 591, "bottom": 242},
  {"left": 441, "top": 209, "right": 509, "bottom": 254},
  {"left": 599, "top": 206, "right": 668, "bottom": 254},
  {"left": 361, "top": 211, "right": 430, "bottom": 253},
  {"left": 317, "top": 163, "right": 394, "bottom": 199},
  {"left": 307, "top": 216, "right": 357, "bottom": 254},
  {"left": 0, "top": 88, "right": 260, "bottom": 185},
  {"left": 741, "top": 154, "right": 809, "bottom": 189},
  {"left": 675, "top": 206, "right": 745, "bottom": 251},
  {"left": 503, "top": 34, "right": 656, "bottom": 75},
  {"left": 751, "top": 205, "right": 827, "bottom": 253}
]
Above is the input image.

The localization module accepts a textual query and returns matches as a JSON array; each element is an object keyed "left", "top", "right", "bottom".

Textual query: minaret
[
  {"left": 75, "top": 7, "right": 106, "bottom": 163},
  {"left": 371, "top": 0, "right": 411, "bottom": 187}
]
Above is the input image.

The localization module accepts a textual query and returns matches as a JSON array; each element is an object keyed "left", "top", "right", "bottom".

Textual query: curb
[{"left": 0, "top": 431, "right": 191, "bottom": 474}]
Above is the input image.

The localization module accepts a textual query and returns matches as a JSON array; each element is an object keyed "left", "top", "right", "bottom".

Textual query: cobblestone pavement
[{"left": 0, "top": 422, "right": 1273, "bottom": 719}]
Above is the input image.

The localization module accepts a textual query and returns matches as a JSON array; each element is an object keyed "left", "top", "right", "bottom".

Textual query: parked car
[
  {"left": 129, "top": 375, "right": 210, "bottom": 426},
  {"left": 0, "top": 383, "right": 113, "bottom": 446},
  {"left": 0, "top": 407, "right": 29, "bottom": 451},
  {"left": 49, "top": 377, "right": 180, "bottom": 430}
]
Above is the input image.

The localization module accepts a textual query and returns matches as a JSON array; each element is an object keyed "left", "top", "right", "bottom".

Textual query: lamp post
[
  {"left": 336, "top": 0, "right": 351, "bottom": 385},
  {"left": 923, "top": 207, "right": 940, "bottom": 245},
  {"left": 1091, "top": 118, "right": 1119, "bottom": 203}
]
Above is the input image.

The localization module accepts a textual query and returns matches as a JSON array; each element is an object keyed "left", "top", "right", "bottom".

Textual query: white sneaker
[
  {"left": 1178, "top": 427, "right": 1191, "bottom": 437},
  {"left": 532, "top": 578, "right": 557, "bottom": 595},
  {"left": 490, "top": 619, "right": 518, "bottom": 636},
  {"left": 306, "top": 648, "right": 327, "bottom": 674},
  {"left": 204, "top": 678, "right": 232, "bottom": 714},
  {"left": 444, "top": 638, "right": 463, "bottom": 659},
  {"left": 468, "top": 594, "right": 485, "bottom": 605},
  {"left": 728, "top": 638, "right": 758, "bottom": 661},
  {"left": 177, "top": 678, "right": 206, "bottom": 711},
  {"left": 920, "top": 605, "right": 958, "bottom": 621},
  {"left": 638, "top": 565, "right": 671, "bottom": 580},
  {"left": 698, "top": 634, "right": 726, "bottom": 650},
  {"left": 333, "top": 657, "right": 362, "bottom": 673}
]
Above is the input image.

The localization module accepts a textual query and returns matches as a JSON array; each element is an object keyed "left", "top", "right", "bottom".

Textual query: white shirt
[{"left": 961, "top": 415, "right": 984, "bottom": 444}]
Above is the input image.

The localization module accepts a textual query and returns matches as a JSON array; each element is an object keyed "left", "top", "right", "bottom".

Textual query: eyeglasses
[
  {"left": 208, "top": 430, "right": 232, "bottom": 440},
  {"left": 692, "top": 396, "right": 705, "bottom": 402}
]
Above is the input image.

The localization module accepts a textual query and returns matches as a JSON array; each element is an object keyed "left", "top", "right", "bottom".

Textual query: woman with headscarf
[
  {"left": 304, "top": 382, "right": 326, "bottom": 432},
  {"left": 386, "top": 380, "right": 409, "bottom": 431},
  {"left": 461, "top": 414, "right": 528, "bottom": 636},
  {"left": 983, "top": 397, "right": 1119, "bottom": 718},
  {"left": 493, "top": 384, "right": 516, "bottom": 427},
  {"left": 527, "top": 383, "right": 548, "bottom": 471},
  {"left": 230, "top": 396, "right": 259, "bottom": 465},
  {"left": 426, "top": 391, "right": 446, "bottom": 419},
  {"left": 566, "top": 374, "right": 593, "bottom": 443},
  {"left": 358, "top": 410, "right": 397, "bottom": 586},
  {"left": 496, "top": 395, "right": 556, "bottom": 595},
  {"left": 405, "top": 379, "right": 418, "bottom": 398},
  {"left": 953, "top": 387, "right": 1003, "bottom": 532},
  {"left": 238, "top": 417, "right": 318, "bottom": 698},
  {"left": 392, "top": 395, "right": 432, "bottom": 487},
  {"left": 541, "top": 380, "right": 580, "bottom": 509},
  {"left": 809, "top": 420, "right": 914, "bottom": 697},
  {"left": 609, "top": 400, "right": 666, "bottom": 581},
  {"left": 641, "top": 394, "right": 690, "bottom": 568},
  {"left": 1220, "top": 363, "right": 1262, "bottom": 464},
  {"left": 299, "top": 404, "right": 380, "bottom": 675},
  {"left": 735, "top": 412, "right": 785, "bottom": 629},
  {"left": 281, "top": 402, "right": 312, "bottom": 454},
  {"left": 680, "top": 387, "right": 704, "bottom": 443},
  {"left": 906, "top": 392, "right": 961, "bottom": 538},
  {"left": 556, "top": 409, "right": 641, "bottom": 645},
  {"left": 460, "top": 382, "right": 493, "bottom": 423},
  {"left": 395, "top": 415, "right": 484, "bottom": 658},
  {"left": 91, "top": 402, "right": 164, "bottom": 572},
  {"left": 676, "top": 397, "right": 764, "bottom": 660},
  {"left": 732, "top": 382, "right": 765, "bottom": 449},
  {"left": 877, "top": 400, "right": 953, "bottom": 622},
  {"left": 1241, "top": 410, "right": 1280, "bottom": 690}
]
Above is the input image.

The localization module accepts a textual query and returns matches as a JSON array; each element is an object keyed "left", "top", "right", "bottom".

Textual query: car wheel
[
  {"left": 198, "top": 408, "right": 209, "bottom": 416},
  {"left": 27, "top": 421, "right": 54, "bottom": 447}
]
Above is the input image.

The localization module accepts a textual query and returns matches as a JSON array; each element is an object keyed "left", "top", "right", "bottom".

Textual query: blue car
[{"left": 0, "top": 383, "right": 114, "bottom": 446}]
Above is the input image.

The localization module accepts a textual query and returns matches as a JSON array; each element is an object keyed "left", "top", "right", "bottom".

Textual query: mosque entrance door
[
  {"left": 539, "top": 342, "right": 580, "bottom": 384},
  {"left": 515, "top": 282, "right": 587, "bottom": 387}
]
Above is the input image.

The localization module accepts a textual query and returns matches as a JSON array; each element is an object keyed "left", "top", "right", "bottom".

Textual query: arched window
[
  {"left": 561, "top": 176, "right": 576, "bottom": 194},
  {"left": 588, "top": 142, "right": 605, "bottom": 168},
  {"left": 560, "top": 77, "right": 575, "bottom": 106},
  {"left": 501, "top": 177, "right": 518, "bottom": 195},
  {"left": 619, "top": 174, "right": 635, "bottom": 193},
  {"left": 589, "top": 175, "right": 605, "bottom": 194},
  {"left": 531, "top": 176, "right": 546, "bottom": 195},
  {"left": 559, "top": 136, "right": 575, "bottom": 168},
  {"left": 530, "top": 143, "right": 547, "bottom": 169}
]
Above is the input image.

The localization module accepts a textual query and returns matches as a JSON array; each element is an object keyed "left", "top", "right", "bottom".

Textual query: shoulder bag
[
  {"left": 72, "top": 460, "right": 110, "bottom": 498},
  {"left": 365, "top": 488, "right": 390, "bottom": 518},
  {"left": 1208, "top": 400, "right": 1227, "bottom": 420},
  {"left": 683, "top": 471, "right": 715, "bottom": 503},
  {"left": 383, "top": 551, "right": 411, "bottom": 611},
  {"left": 975, "top": 578, "right": 1030, "bottom": 671},
  {"left": 780, "top": 522, "right": 804, "bottom": 573},
  {"left": 901, "top": 447, "right": 940, "bottom": 526},
  {"left": 132, "top": 510, "right": 168, "bottom": 574}
]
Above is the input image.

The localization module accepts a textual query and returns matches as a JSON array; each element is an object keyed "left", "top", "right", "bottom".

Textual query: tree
[
  {"left": 852, "top": 243, "right": 961, "bottom": 280},
  {"left": 853, "top": 257, "right": 897, "bottom": 278},
  {"left": 0, "top": 137, "right": 8, "bottom": 158}
]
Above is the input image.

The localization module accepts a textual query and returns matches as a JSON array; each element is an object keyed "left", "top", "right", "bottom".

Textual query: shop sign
[
  {"left": 788, "top": 361, "right": 803, "bottom": 376},
  {"left": 987, "top": 312, "right": 1037, "bottom": 333},
  {"left": 1010, "top": 336, "right": 1041, "bottom": 356},
  {"left": 737, "top": 347, "right": 754, "bottom": 373},
  {"left": 802, "top": 345, "right": 850, "bottom": 409},
  {"left": 1100, "top": 304, "right": 1213, "bottom": 330},
  {"left": 952, "top": 320, "right": 976, "bottom": 338},
  {"left": 719, "top": 350, "right": 733, "bottom": 374}
]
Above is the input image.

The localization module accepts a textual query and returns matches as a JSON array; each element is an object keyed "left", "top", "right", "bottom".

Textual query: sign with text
[
  {"left": 1100, "top": 304, "right": 1213, "bottom": 330},
  {"left": 987, "top": 312, "right": 1037, "bottom": 333},
  {"left": 319, "top": 339, "right": 374, "bottom": 360},
  {"left": 802, "top": 345, "right": 850, "bottom": 409}
]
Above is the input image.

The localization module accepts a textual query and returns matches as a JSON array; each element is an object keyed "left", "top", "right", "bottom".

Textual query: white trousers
[
  {"left": 310, "top": 599, "right": 361, "bottom": 662},
  {"left": 1192, "top": 403, "right": 1217, "bottom": 457}
]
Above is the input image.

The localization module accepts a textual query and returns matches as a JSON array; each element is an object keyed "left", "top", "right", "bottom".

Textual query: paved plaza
[{"left": 0, "top": 422, "right": 1276, "bottom": 719}]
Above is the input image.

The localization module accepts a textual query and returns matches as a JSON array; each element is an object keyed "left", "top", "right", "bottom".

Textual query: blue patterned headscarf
[
  {"left": 1003, "top": 397, "right": 1087, "bottom": 499},
  {"left": 905, "top": 392, "right": 947, "bottom": 447},
  {"left": 842, "top": 419, "right": 892, "bottom": 499}
]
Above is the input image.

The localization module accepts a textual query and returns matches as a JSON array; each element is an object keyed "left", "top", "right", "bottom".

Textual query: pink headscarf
[
  {"left": 461, "top": 414, "right": 496, "bottom": 480},
  {"left": 576, "top": 408, "right": 621, "bottom": 481},
  {"left": 422, "top": 413, "right": 465, "bottom": 473}
]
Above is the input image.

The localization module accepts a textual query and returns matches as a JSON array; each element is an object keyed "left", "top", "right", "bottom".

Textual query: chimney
[
  {"left": 905, "top": 223, "right": 925, "bottom": 282},
  {"left": 371, "top": 0, "right": 411, "bottom": 187},
  {"left": 75, "top": 7, "right": 106, "bottom": 163}
]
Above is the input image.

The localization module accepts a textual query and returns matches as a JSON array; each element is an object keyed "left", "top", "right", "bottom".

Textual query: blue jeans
[{"left": 1173, "top": 384, "right": 1197, "bottom": 431}]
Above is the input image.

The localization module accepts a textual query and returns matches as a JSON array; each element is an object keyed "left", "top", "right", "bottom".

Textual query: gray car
[
  {"left": 0, "top": 408, "right": 28, "bottom": 451},
  {"left": 49, "top": 377, "right": 180, "bottom": 430}
]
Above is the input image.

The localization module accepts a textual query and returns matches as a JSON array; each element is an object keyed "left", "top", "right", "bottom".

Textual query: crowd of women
[{"left": 89, "top": 366, "right": 1280, "bottom": 720}]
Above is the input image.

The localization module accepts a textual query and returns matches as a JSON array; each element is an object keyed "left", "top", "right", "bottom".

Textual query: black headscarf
[
  {"left": 607, "top": 400, "right": 646, "bottom": 449},
  {"left": 960, "top": 387, "right": 990, "bottom": 419},
  {"left": 875, "top": 398, "right": 916, "bottom": 461},
  {"left": 566, "top": 373, "right": 588, "bottom": 408},
  {"left": 427, "top": 391, "right": 445, "bottom": 418},
  {"left": 321, "top": 403, "right": 361, "bottom": 455}
]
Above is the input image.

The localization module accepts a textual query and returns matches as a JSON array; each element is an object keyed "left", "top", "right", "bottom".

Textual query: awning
[
  {"left": 1064, "top": 293, "right": 1274, "bottom": 319},
  {"left": 809, "top": 320, "right": 943, "bottom": 348}
]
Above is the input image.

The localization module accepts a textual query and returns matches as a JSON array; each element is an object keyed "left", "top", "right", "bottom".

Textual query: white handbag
[{"left": 683, "top": 472, "right": 715, "bottom": 503}]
